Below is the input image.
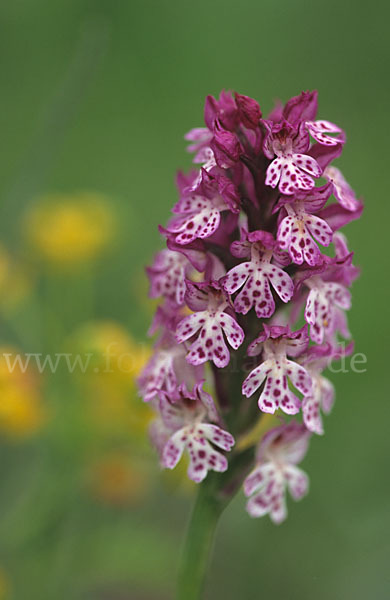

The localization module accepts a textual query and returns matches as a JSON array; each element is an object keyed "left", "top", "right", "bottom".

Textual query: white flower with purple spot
[
  {"left": 242, "top": 325, "right": 312, "bottom": 415},
  {"left": 244, "top": 422, "right": 310, "bottom": 524},
  {"left": 138, "top": 337, "right": 202, "bottom": 403},
  {"left": 302, "top": 369, "right": 334, "bottom": 436},
  {"left": 222, "top": 230, "right": 294, "bottom": 318},
  {"left": 167, "top": 191, "right": 229, "bottom": 245},
  {"left": 176, "top": 282, "right": 244, "bottom": 368},
  {"left": 147, "top": 249, "right": 191, "bottom": 305},
  {"left": 264, "top": 120, "right": 322, "bottom": 195},
  {"left": 190, "top": 146, "right": 218, "bottom": 190},
  {"left": 306, "top": 120, "right": 345, "bottom": 146},
  {"left": 138, "top": 347, "right": 178, "bottom": 402},
  {"left": 304, "top": 275, "right": 351, "bottom": 344},
  {"left": 183, "top": 126, "right": 217, "bottom": 191},
  {"left": 299, "top": 344, "right": 335, "bottom": 434},
  {"left": 324, "top": 166, "right": 361, "bottom": 212},
  {"left": 158, "top": 383, "right": 235, "bottom": 483},
  {"left": 277, "top": 200, "right": 333, "bottom": 266},
  {"left": 184, "top": 127, "right": 213, "bottom": 155}
]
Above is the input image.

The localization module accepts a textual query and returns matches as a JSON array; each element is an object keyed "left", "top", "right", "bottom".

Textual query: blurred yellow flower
[
  {"left": 68, "top": 321, "right": 153, "bottom": 438},
  {"left": 24, "top": 191, "right": 115, "bottom": 266},
  {"left": 0, "top": 244, "right": 33, "bottom": 311},
  {"left": 69, "top": 320, "right": 150, "bottom": 384},
  {"left": 0, "top": 347, "right": 45, "bottom": 438},
  {"left": 86, "top": 451, "right": 149, "bottom": 506}
]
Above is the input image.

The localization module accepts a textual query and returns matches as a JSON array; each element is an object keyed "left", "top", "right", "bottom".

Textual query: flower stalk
[
  {"left": 176, "top": 475, "right": 227, "bottom": 600},
  {"left": 177, "top": 443, "right": 255, "bottom": 600},
  {"left": 137, "top": 88, "right": 363, "bottom": 594}
]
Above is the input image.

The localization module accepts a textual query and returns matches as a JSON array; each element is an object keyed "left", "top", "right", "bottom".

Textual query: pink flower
[
  {"left": 264, "top": 120, "right": 322, "bottom": 195},
  {"left": 324, "top": 166, "right": 361, "bottom": 211},
  {"left": 242, "top": 325, "right": 312, "bottom": 415},
  {"left": 299, "top": 344, "right": 335, "bottom": 434},
  {"left": 157, "top": 383, "right": 235, "bottom": 483},
  {"left": 167, "top": 189, "right": 228, "bottom": 245},
  {"left": 165, "top": 170, "right": 240, "bottom": 246},
  {"left": 147, "top": 249, "right": 194, "bottom": 305},
  {"left": 244, "top": 422, "right": 310, "bottom": 523},
  {"left": 296, "top": 242, "right": 357, "bottom": 344},
  {"left": 304, "top": 274, "right": 351, "bottom": 344},
  {"left": 306, "top": 120, "right": 345, "bottom": 146},
  {"left": 184, "top": 127, "right": 213, "bottom": 156},
  {"left": 138, "top": 333, "right": 203, "bottom": 402},
  {"left": 277, "top": 196, "right": 333, "bottom": 266},
  {"left": 176, "top": 281, "right": 244, "bottom": 368},
  {"left": 222, "top": 229, "right": 293, "bottom": 318}
]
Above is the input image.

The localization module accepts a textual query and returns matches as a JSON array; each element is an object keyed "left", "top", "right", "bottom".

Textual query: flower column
[{"left": 137, "top": 88, "right": 363, "bottom": 600}]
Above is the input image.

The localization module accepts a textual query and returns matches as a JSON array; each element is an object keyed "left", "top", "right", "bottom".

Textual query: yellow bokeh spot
[
  {"left": 0, "top": 244, "right": 33, "bottom": 311},
  {"left": 69, "top": 320, "right": 151, "bottom": 383},
  {"left": 0, "top": 348, "right": 45, "bottom": 439},
  {"left": 24, "top": 191, "right": 115, "bottom": 266},
  {"left": 68, "top": 321, "right": 153, "bottom": 437}
]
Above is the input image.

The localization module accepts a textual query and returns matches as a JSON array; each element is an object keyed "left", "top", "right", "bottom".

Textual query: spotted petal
[
  {"left": 259, "top": 373, "right": 301, "bottom": 415},
  {"left": 246, "top": 479, "right": 287, "bottom": 524},
  {"left": 321, "top": 376, "right": 335, "bottom": 414},
  {"left": 138, "top": 350, "right": 177, "bottom": 402},
  {"left": 186, "top": 320, "right": 230, "bottom": 368},
  {"left": 307, "top": 120, "right": 343, "bottom": 147},
  {"left": 187, "top": 435, "right": 228, "bottom": 483},
  {"left": 242, "top": 359, "right": 273, "bottom": 398},
  {"left": 172, "top": 207, "right": 221, "bottom": 244},
  {"left": 162, "top": 429, "right": 187, "bottom": 469},
  {"left": 264, "top": 264, "right": 294, "bottom": 304},
  {"left": 302, "top": 387, "right": 324, "bottom": 435},
  {"left": 305, "top": 289, "right": 329, "bottom": 344},
  {"left": 284, "top": 220, "right": 322, "bottom": 266},
  {"left": 176, "top": 312, "right": 206, "bottom": 343},
  {"left": 234, "top": 271, "right": 274, "bottom": 318},
  {"left": 279, "top": 159, "right": 314, "bottom": 195},
  {"left": 173, "top": 195, "right": 210, "bottom": 215},
  {"left": 244, "top": 463, "right": 275, "bottom": 496},
  {"left": 304, "top": 288, "right": 318, "bottom": 327},
  {"left": 222, "top": 261, "right": 253, "bottom": 294},
  {"left": 217, "top": 313, "right": 245, "bottom": 350},
  {"left": 293, "top": 153, "right": 322, "bottom": 177},
  {"left": 277, "top": 215, "right": 294, "bottom": 248},
  {"left": 324, "top": 166, "right": 360, "bottom": 211},
  {"left": 285, "top": 360, "right": 312, "bottom": 396},
  {"left": 201, "top": 424, "right": 235, "bottom": 451},
  {"left": 147, "top": 250, "right": 187, "bottom": 305},
  {"left": 284, "top": 465, "right": 309, "bottom": 500},
  {"left": 326, "top": 282, "right": 351, "bottom": 310},
  {"left": 305, "top": 214, "right": 333, "bottom": 247},
  {"left": 265, "top": 157, "right": 284, "bottom": 188}
]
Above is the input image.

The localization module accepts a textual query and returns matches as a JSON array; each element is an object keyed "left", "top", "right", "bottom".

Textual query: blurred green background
[{"left": 0, "top": 0, "right": 388, "bottom": 599}]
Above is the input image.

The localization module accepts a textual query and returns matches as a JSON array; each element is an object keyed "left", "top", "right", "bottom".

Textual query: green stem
[
  {"left": 176, "top": 474, "right": 229, "bottom": 600},
  {"left": 177, "top": 445, "right": 255, "bottom": 600}
]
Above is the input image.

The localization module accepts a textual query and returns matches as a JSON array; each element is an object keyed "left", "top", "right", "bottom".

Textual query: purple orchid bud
[{"left": 234, "top": 92, "right": 262, "bottom": 129}]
